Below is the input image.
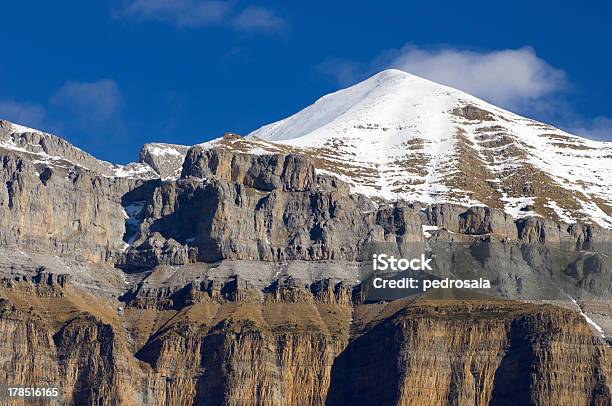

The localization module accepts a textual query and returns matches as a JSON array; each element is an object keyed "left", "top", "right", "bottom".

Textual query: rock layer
[{"left": 0, "top": 277, "right": 610, "bottom": 405}]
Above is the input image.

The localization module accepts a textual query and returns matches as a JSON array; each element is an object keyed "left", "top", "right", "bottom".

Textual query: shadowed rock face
[
  {"left": 121, "top": 179, "right": 421, "bottom": 265},
  {"left": 327, "top": 300, "right": 611, "bottom": 406},
  {"left": 0, "top": 133, "right": 611, "bottom": 405}
]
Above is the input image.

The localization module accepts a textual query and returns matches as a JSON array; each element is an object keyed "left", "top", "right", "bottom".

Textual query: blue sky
[{"left": 1, "top": 1, "right": 611, "bottom": 163}]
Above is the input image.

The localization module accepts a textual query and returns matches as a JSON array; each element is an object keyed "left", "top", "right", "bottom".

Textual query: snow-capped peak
[
  {"left": 251, "top": 68, "right": 463, "bottom": 142},
  {"left": 247, "top": 69, "right": 612, "bottom": 227}
]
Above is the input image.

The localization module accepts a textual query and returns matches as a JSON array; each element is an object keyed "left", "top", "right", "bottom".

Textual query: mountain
[
  {"left": 242, "top": 69, "right": 612, "bottom": 227},
  {"left": 4, "top": 69, "right": 611, "bottom": 227},
  {"left": 0, "top": 71, "right": 611, "bottom": 405}
]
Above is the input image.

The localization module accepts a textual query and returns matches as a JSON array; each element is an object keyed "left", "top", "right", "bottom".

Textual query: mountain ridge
[
  {"left": 0, "top": 105, "right": 611, "bottom": 404},
  {"left": 1, "top": 69, "right": 611, "bottom": 227}
]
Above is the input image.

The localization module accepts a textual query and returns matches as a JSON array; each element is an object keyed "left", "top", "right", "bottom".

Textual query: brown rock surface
[{"left": 0, "top": 277, "right": 609, "bottom": 405}]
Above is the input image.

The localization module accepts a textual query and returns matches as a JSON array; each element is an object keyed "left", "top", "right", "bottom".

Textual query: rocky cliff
[
  {"left": 0, "top": 275, "right": 609, "bottom": 405},
  {"left": 0, "top": 119, "right": 610, "bottom": 405}
]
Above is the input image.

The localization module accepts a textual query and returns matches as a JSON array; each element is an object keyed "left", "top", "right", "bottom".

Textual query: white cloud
[
  {"left": 49, "top": 79, "right": 130, "bottom": 150},
  {"left": 318, "top": 44, "right": 567, "bottom": 111},
  {"left": 116, "top": 0, "right": 286, "bottom": 34},
  {"left": 315, "top": 58, "right": 361, "bottom": 88},
  {"left": 116, "top": 0, "right": 233, "bottom": 28},
  {"left": 0, "top": 100, "right": 46, "bottom": 128},
  {"left": 51, "top": 79, "right": 123, "bottom": 123},
  {"left": 388, "top": 45, "right": 566, "bottom": 110},
  {"left": 231, "top": 6, "right": 286, "bottom": 34},
  {"left": 315, "top": 44, "right": 612, "bottom": 142}
]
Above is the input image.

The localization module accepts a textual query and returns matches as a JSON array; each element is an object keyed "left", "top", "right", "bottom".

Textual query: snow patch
[
  {"left": 569, "top": 297, "right": 606, "bottom": 339},
  {"left": 123, "top": 201, "right": 146, "bottom": 246},
  {"left": 10, "top": 122, "right": 40, "bottom": 134},
  {"left": 113, "top": 164, "right": 153, "bottom": 178},
  {"left": 422, "top": 225, "right": 439, "bottom": 238},
  {"left": 144, "top": 144, "right": 187, "bottom": 156},
  {"left": 247, "top": 147, "right": 274, "bottom": 155},
  {"left": 500, "top": 196, "right": 536, "bottom": 219},
  {"left": 545, "top": 200, "right": 576, "bottom": 224}
]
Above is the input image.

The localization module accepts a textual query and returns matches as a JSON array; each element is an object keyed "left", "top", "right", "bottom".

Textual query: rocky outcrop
[
  {"left": 0, "top": 150, "right": 137, "bottom": 263},
  {"left": 458, "top": 206, "right": 517, "bottom": 238},
  {"left": 139, "top": 143, "right": 190, "bottom": 179},
  {"left": 451, "top": 104, "right": 496, "bottom": 121},
  {"left": 515, "top": 216, "right": 612, "bottom": 245},
  {"left": 181, "top": 147, "right": 318, "bottom": 192},
  {"left": 328, "top": 299, "right": 611, "bottom": 406},
  {"left": 423, "top": 203, "right": 612, "bottom": 245},
  {"left": 0, "top": 277, "right": 609, "bottom": 406}
]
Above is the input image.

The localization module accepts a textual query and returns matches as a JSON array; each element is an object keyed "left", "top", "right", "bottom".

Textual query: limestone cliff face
[
  {"left": 0, "top": 277, "right": 609, "bottom": 406},
  {"left": 422, "top": 203, "right": 611, "bottom": 244},
  {"left": 122, "top": 148, "right": 425, "bottom": 267},
  {"left": 0, "top": 128, "right": 611, "bottom": 405},
  {"left": 329, "top": 300, "right": 611, "bottom": 406},
  {"left": 181, "top": 147, "right": 318, "bottom": 192},
  {"left": 0, "top": 299, "right": 59, "bottom": 391},
  {"left": 0, "top": 150, "right": 137, "bottom": 263}
]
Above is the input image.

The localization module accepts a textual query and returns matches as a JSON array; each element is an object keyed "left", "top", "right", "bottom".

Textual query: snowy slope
[
  {"left": 0, "top": 121, "right": 190, "bottom": 180},
  {"left": 248, "top": 69, "right": 612, "bottom": 227},
  {"left": 0, "top": 121, "right": 158, "bottom": 179}
]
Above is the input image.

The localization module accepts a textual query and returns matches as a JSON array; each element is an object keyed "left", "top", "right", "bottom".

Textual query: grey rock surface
[
  {"left": 0, "top": 121, "right": 610, "bottom": 338},
  {"left": 139, "top": 143, "right": 190, "bottom": 179}
]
